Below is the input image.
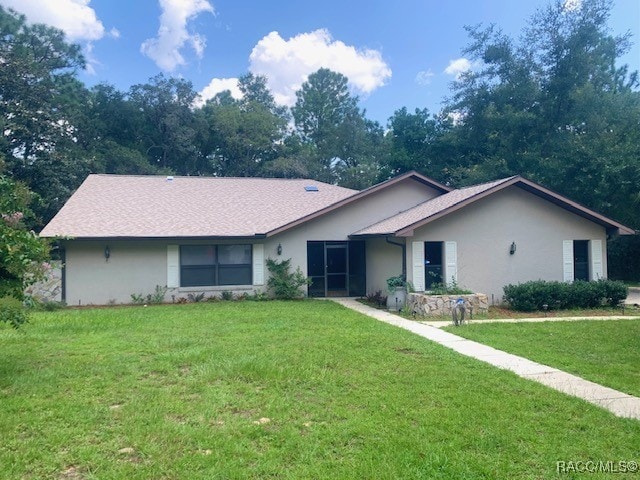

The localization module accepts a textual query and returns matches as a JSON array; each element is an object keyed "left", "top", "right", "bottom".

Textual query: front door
[{"left": 307, "top": 241, "right": 366, "bottom": 297}]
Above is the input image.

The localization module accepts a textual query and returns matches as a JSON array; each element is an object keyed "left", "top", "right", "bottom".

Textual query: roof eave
[{"left": 47, "top": 234, "right": 269, "bottom": 241}]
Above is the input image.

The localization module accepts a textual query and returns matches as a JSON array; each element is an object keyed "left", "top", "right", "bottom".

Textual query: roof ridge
[
  {"left": 90, "top": 173, "right": 341, "bottom": 184},
  {"left": 455, "top": 175, "right": 519, "bottom": 191}
]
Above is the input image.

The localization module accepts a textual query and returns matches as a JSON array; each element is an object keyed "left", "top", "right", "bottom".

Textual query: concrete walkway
[
  {"left": 627, "top": 287, "right": 640, "bottom": 306},
  {"left": 333, "top": 298, "right": 640, "bottom": 420}
]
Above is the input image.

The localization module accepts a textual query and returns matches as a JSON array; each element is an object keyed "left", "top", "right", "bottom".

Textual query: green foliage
[
  {"left": 0, "top": 176, "right": 50, "bottom": 300},
  {"left": 503, "top": 279, "right": 628, "bottom": 311},
  {"left": 220, "top": 291, "right": 233, "bottom": 301},
  {"left": 0, "top": 295, "right": 28, "bottom": 328},
  {"left": 608, "top": 235, "right": 640, "bottom": 281},
  {"left": 147, "top": 285, "right": 167, "bottom": 305},
  {"left": 365, "top": 290, "right": 387, "bottom": 308},
  {"left": 187, "top": 292, "right": 206, "bottom": 303},
  {"left": 437, "top": 0, "right": 640, "bottom": 228},
  {"left": 130, "top": 293, "right": 145, "bottom": 305},
  {"left": 130, "top": 285, "right": 167, "bottom": 305},
  {"left": 428, "top": 282, "right": 473, "bottom": 296},
  {"left": 266, "top": 258, "right": 310, "bottom": 299},
  {"left": 386, "top": 275, "right": 406, "bottom": 292}
]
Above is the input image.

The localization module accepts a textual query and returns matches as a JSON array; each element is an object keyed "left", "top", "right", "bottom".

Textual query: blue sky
[{"left": 2, "top": 0, "right": 639, "bottom": 125}]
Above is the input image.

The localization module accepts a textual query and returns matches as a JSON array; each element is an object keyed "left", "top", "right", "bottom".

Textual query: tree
[
  {"left": 128, "top": 74, "right": 205, "bottom": 175},
  {"left": 197, "top": 74, "right": 288, "bottom": 177},
  {"left": 441, "top": 0, "right": 639, "bottom": 228},
  {"left": 0, "top": 6, "right": 92, "bottom": 224},
  {"left": 0, "top": 172, "right": 49, "bottom": 301},
  {"left": 292, "top": 68, "right": 382, "bottom": 185}
]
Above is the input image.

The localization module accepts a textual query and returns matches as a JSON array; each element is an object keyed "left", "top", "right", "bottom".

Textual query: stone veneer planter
[
  {"left": 24, "top": 261, "right": 62, "bottom": 303},
  {"left": 407, "top": 292, "right": 489, "bottom": 317}
]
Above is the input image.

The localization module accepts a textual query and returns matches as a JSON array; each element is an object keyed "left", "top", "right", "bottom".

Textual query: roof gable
[
  {"left": 352, "top": 176, "right": 635, "bottom": 237},
  {"left": 265, "top": 170, "right": 451, "bottom": 236}
]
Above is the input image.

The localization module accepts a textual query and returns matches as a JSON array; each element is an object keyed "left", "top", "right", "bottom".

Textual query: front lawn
[
  {"left": 444, "top": 319, "right": 640, "bottom": 397},
  {"left": 1, "top": 301, "right": 638, "bottom": 479}
]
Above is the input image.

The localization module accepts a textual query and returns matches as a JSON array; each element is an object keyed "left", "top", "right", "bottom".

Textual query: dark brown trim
[{"left": 266, "top": 171, "right": 451, "bottom": 237}]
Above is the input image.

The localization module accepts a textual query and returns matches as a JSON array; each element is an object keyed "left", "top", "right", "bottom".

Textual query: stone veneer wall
[
  {"left": 24, "top": 261, "right": 62, "bottom": 303},
  {"left": 407, "top": 292, "right": 489, "bottom": 317}
]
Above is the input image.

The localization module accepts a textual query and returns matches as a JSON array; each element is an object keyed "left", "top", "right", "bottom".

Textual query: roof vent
[
  {"left": 166, "top": 176, "right": 174, "bottom": 182},
  {"left": 305, "top": 185, "right": 319, "bottom": 192}
]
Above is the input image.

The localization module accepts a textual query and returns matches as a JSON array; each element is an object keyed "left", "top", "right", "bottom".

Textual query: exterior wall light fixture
[
  {"left": 509, "top": 241, "right": 516, "bottom": 255},
  {"left": 104, "top": 245, "right": 111, "bottom": 261},
  {"left": 277, "top": 243, "right": 282, "bottom": 255}
]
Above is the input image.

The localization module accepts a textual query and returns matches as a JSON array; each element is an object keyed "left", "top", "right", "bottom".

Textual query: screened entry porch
[{"left": 307, "top": 241, "right": 366, "bottom": 297}]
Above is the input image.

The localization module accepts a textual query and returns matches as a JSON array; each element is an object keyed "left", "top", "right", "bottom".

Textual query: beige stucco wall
[
  {"left": 63, "top": 239, "right": 264, "bottom": 305},
  {"left": 64, "top": 240, "right": 167, "bottom": 305},
  {"left": 405, "top": 186, "right": 608, "bottom": 303}
]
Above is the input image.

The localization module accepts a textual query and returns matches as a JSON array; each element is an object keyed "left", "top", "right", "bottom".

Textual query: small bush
[
  {"left": 365, "top": 290, "right": 387, "bottom": 308},
  {"left": 131, "top": 293, "right": 145, "bottom": 305},
  {"left": 266, "top": 258, "right": 310, "bottom": 300},
  {"left": 147, "top": 285, "right": 167, "bottom": 304},
  {"left": 503, "top": 279, "right": 628, "bottom": 311},
  {"left": 0, "top": 296, "right": 29, "bottom": 329},
  {"left": 187, "top": 292, "right": 206, "bottom": 303},
  {"left": 221, "top": 291, "right": 233, "bottom": 301}
]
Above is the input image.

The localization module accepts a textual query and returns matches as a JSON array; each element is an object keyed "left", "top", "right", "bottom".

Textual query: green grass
[
  {"left": 0, "top": 301, "right": 638, "bottom": 479},
  {"left": 444, "top": 319, "right": 640, "bottom": 397}
]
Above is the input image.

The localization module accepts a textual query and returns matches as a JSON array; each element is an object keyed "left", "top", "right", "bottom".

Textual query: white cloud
[
  {"left": 563, "top": 0, "right": 582, "bottom": 11},
  {"left": 109, "top": 27, "right": 121, "bottom": 39},
  {"left": 141, "top": 0, "right": 214, "bottom": 71},
  {"left": 0, "top": 0, "right": 105, "bottom": 41},
  {"left": 444, "top": 57, "right": 472, "bottom": 80},
  {"left": 196, "top": 77, "right": 242, "bottom": 107},
  {"left": 415, "top": 69, "right": 434, "bottom": 86},
  {"left": 247, "top": 29, "right": 392, "bottom": 106}
]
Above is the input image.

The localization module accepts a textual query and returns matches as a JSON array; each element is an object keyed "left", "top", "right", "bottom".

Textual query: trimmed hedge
[{"left": 503, "top": 279, "right": 628, "bottom": 312}]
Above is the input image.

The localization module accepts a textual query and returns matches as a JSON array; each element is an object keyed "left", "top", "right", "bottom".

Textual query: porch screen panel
[
  {"left": 307, "top": 241, "right": 325, "bottom": 297},
  {"left": 348, "top": 241, "right": 366, "bottom": 297}
]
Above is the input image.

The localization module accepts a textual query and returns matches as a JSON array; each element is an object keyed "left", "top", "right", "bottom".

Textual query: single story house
[{"left": 39, "top": 171, "right": 635, "bottom": 305}]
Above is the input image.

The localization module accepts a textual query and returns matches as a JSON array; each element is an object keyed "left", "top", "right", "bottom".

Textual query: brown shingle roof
[{"left": 40, "top": 175, "right": 357, "bottom": 238}]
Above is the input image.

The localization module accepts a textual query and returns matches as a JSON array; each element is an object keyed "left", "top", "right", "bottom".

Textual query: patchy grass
[
  {"left": 444, "top": 319, "right": 640, "bottom": 397},
  {"left": 0, "top": 301, "right": 638, "bottom": 479}
]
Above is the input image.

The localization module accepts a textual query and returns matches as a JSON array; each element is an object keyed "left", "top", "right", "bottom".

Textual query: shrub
[
  {"left": 187, "top": 292, "right": 206, "bottom": 303},
  {"left": 0, "top": 296, "right": 28, "bottom": 329},
  {"left": 266, "top": 258, "right": 310, "bottom": 300},
  {"left": 503, "top": 279, "right": 628, "bottom": 311},
  {"left": 386, "top": 275, "right": 406, "bottom": 292},
  {"left": 365, "top": 290, "right": 387, "bottom": 308},
  {"left": 221, "top": 291, "right": 233, "bottom": 301}
]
